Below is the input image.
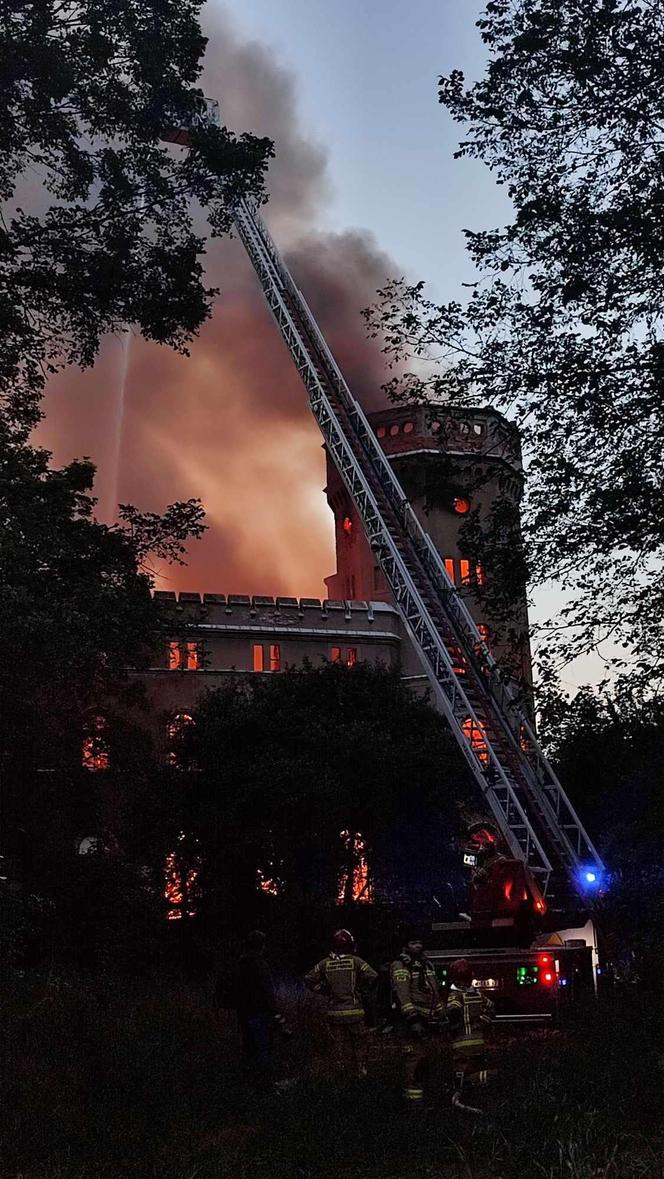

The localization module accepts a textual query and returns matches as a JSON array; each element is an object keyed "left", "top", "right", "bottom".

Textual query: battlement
[
  {"left": 153, "top": 591, "right": 399, "bottom": 628},
  {"left": 153, "top": 594, "right": 398, "bottom": 622}
]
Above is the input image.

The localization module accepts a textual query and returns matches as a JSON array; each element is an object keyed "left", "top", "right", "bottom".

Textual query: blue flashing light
[
  {"left": 559, "top": 978, "right": 568, "bottom": 987},
  {"left": 578, "top": 865, "right": 603, "bottom": 892}
]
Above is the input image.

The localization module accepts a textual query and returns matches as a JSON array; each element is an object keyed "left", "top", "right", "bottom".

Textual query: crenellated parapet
[{"left": 153, "top": 591, "right": 399, "bottom": 628}]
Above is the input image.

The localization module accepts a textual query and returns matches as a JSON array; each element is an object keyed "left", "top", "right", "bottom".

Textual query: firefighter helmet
[
  {"left": 332, "top": 928, "right": 355, "bottom": 951},
  {"left": 450, "top": 958, "right": 473, "bottom": 986}
]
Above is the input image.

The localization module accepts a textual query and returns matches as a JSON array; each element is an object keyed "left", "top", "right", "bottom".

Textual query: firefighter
[
  {"left": 390, "top": 930, "right": 446, "bottom": 1105},
  {"left": 446, "top": 958, "right": 496, "bottom": 1113},
  {"left": 304, "top": 929, "right": 377, "bottom": 1078},
  {"left": 228, "top": 930, "right": 292, "bottom": 1094}
]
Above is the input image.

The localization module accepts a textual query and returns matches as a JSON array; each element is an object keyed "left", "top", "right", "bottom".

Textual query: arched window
[
  {"left": 82, "top": 715, "right": 109, "bottom": 771},
  {"left": 166, "top": 713, "right": 195, "bottom": 768},
  {"left": 338, "top": 830, "right": 373, "bottom": 904},
  {"left": 164, "top": 835, "right": 201, "bottom": 921}
]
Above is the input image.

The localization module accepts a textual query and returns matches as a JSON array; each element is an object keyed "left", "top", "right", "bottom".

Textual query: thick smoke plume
[{"left": 38, "top": 7, "right": 402, "bottom": 597}]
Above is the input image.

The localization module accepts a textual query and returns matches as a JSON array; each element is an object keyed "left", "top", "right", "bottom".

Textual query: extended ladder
[{"left": 231, "top": 196, "right": 604, "bottom": 902}]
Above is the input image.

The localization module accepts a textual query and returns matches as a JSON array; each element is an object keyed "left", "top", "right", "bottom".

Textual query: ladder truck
[{"left": 165, "top": 100, "right": 606, "bottom": 1019}]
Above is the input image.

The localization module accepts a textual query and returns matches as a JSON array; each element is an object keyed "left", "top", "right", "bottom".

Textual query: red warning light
[
  {"left": 542, "top": 971, "right": 554, "bottom": 984},
  {"left": 453, "top": 496, "right": 471, "bottom": 515},
  {"left": 539, "top": 954, "right": 551, "bottom": 965}
]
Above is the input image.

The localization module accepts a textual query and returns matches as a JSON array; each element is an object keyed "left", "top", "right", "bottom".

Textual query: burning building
[{"left": 139, "top": 402, "right": 530, "bottom": 727}]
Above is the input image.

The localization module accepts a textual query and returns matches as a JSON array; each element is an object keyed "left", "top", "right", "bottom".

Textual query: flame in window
[
  {"left": 82, "top": 716, "right": 109, "bottom": 771},
  {"left": 168, "top": 640, "right": 182, "bottom": 670},
  {"left": 167, "top": 712, "right": 194, "bottom": 742},
  {"left": 338, "top": 830, "right": 373, "bottom": 904},
  {"left": 164, "top": 836, "right": 201, "bottom": 920},
  {"left": 342, "top": 515, "right": 353, "bottom": 536},
  {"left": 462, "top": 717, "right": 490, "bottom": 766},
  {"left": 257, "top": 870, "right": 281, "bottom": 896}
]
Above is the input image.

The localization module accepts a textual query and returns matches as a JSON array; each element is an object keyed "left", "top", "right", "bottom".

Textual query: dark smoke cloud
[{"left": 37, "top": 6, "right": 404, "bottom": 597}]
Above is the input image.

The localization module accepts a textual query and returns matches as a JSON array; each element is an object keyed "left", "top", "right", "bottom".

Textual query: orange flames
[
  {"left": 338, "top": 830, "right": 373, "bottom": 904},
  {"left": 164, "top": 834, "right": 201, "bottom": 920}
]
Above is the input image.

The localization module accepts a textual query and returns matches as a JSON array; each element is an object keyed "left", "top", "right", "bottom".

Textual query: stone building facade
[{"left": 140, "top": 405, "right": 530, "bottom": 734}]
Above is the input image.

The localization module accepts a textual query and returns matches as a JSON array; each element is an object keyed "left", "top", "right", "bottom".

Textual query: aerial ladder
[{"left": 165, "top": 100, "right": 604, "bottom": 909}]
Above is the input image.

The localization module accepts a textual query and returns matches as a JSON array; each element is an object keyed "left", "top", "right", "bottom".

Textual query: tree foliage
[
  {"left": 364, "top": 0, "right": 664, "bottom": 692},
  {"left": 171, "top": 663, "right": 471, "bottom": 920},
  {"left": 0, "top": 432, "right": 205, "bottom": 856},
  {"left": 0, "top": 0, "right": 273, "bottom": 434}
]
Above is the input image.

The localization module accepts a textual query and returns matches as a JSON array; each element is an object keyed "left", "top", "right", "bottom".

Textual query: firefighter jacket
[
  {"left": 446, "top": 983, "right": 494, "bottom": 1052},
  {"left": 390, "top": 953, "right": 445, "bottom": 1025},
  {"left": 305, "top": 953, "right": 377, "bottom": 1023}
]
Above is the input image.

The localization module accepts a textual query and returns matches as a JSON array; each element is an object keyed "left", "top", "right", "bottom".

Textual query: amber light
[{"left": 453, "top": 496, "right": 471, "bottom": 515}]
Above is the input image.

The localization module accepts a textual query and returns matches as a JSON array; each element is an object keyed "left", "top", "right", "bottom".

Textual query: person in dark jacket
[
  {"left": 446, "top": 958, "right": 495, "bottom": 1113},
  {"left": 229, "top": 929, "right": 290, "bottom": 1093},
  {"left": 390, "top": 930, "right": 446, "bottom": 1104}
]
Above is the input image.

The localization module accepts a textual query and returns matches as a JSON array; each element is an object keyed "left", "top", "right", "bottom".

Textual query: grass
[{"left": 1, "top": 973, "right": 662, "bottom": 1178}]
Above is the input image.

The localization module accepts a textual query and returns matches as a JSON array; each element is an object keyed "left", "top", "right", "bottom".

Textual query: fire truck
[
  {"left": 165, "top": 102, "right": 605, "bottom": 1017},
  {"left": 425, "top": 823, "right": 600, "bottom": 1022}
]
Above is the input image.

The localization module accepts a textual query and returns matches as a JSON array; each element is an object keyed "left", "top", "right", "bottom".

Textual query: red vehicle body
[{"left": 425, "top": 826, "right": 599, "bottom": 1021}]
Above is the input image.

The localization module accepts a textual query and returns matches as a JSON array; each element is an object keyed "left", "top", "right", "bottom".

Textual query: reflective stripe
[
  {"left": 404, "top": 1088, "right": 424, "bottom": 1101},
  {"left": 453, "top": 1037, "right": 485, "bottom": 1050},
  {"left": 328, "top": 1008, "right": 365, "bottom": 1021}
]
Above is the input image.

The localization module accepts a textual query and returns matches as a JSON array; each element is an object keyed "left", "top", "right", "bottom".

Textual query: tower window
[
  {"left": 477, "top": 624, "right": 491, "bottom": 651},
  {"left": 462, "top": 717, "right": 490, "bottom": 766},
  {"left": 459, "top": 559, "right": 471, "bottom": 585},
  {"left": 444, "top": 558, "right": 455, "bottom": 582},
  {"left": 253, "top": 644, "right": 264, "bottom": 672},
  {"left": 331, "top": 646, "right": 342, "bottom": 663},
  {"left": 431, "top": 420, "right": 441, "bottom": 433},
  {"left": 403, "top": 421, "right": 414, "bottom": 434},
  {"left": 476, "top": 564, "right": 487, "bottom": 586},
  {"left": 168, "top": 641, "right": 182, "bottom": 670},
  {"left": 389, "top": 423, "right": 400, "bottom": 436},
  {"left": 346, "top": 648, "right": 357, "bottom": 667},
  {"left": 269, "top": 644, "right": 281, "bottom": 672},
  {"left": 376, "top": 425, "right": 386, "bottom": 438},
  {"left": 342, "top": 515, "right": 353, "bottom": 536}
]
